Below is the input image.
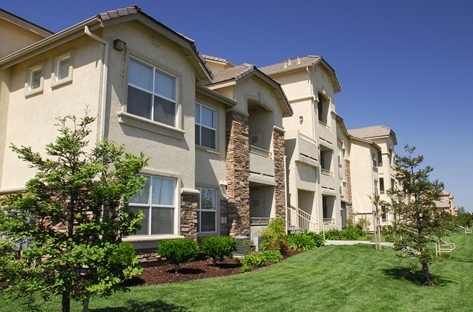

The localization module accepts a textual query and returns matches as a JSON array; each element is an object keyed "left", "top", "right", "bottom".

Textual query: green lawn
[{"left": 2, "top": 231, "right": 472, "bottom": 311}]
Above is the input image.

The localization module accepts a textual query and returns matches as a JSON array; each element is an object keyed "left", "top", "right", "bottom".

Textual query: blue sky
[{"left": 3, "top": 1, "right": 473, "bottom": 211}]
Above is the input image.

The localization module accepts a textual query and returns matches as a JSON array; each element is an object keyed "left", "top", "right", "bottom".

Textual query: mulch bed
[{"left": 125, "top": 250, "right": 301, "bottom": 287}]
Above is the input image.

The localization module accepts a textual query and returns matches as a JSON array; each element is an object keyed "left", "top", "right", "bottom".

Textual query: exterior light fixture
[{"left": 113, "top": 39, "right": 127, "bottom": 51}]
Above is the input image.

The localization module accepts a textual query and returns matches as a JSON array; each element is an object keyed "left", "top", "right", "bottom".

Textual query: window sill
[
  {"left": 118, "top": 111, "right": 184, "bottom": 140},
  {"left": 195, "top": 145, "right": 220, "bottom": 155},
  {"left": 123, "top": 235, "right": 182, "bottom": 242},
  {"left": 25, "top": 87, "right": 43, "bottom": 98},
  {"left": 51, "top": 76, "right": 73, "bottom": 89}
]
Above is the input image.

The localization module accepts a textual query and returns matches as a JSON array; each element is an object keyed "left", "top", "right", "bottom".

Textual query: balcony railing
[
  {"left": 250, "top": 145, "right": 272, "bottom": 158},
  {"left": 250, "top": 217, "right": 270, "bottom": 226},
  {"left": 323, "top": 218, "right": 335, "bottom": 225},
  {"left": 321, "top": 168, "right": 333, "bottom": 177}
]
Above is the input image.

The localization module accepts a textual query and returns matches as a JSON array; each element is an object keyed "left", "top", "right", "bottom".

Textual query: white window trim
[
  {"left": 129, "top": 175, "right": 178, "bottom": 237},
  {"left": 25, "top": 61, "right": 45, "bottom": 97},
  {"left": 127, "top": 56, "right": 180, "bottom": 128},
  {"left": 196, "top": 187, "right": 218, "bottom": 233},
  {"left": 51, "top": 50, "right": 74, "bottom": 88},
  {"left": 195, "top": 102, "right": 217, "bottom": 150}
]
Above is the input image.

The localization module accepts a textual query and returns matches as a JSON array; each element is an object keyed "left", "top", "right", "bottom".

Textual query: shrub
[
  {"left": 201, "top": 236, "right": 237, "bottom": 266},
  {"left": 287, "top": 232, "right": 317, "bottom": 251},
  {"left": 239, "top": 250, "right": 283, "bottom": 272},
  {"left": 158, "top": 238, "right": 199, "bottom": 274},
  {"left": 305, "top": 231, "right": 325, "bottom": 247},
  {"left": 259, "top": 218, "right": 288, "bottom": 253}
]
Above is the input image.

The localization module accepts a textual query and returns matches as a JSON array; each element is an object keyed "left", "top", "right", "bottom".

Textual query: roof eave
[{"left": 0, "top": 17, "right": 101, "bottom": 69}]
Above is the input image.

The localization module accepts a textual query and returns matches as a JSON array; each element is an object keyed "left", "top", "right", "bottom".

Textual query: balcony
[{"left": 249, "top": 145, "right": 274, "bottom": 179}]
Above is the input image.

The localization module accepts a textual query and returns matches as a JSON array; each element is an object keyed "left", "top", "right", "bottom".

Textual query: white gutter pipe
[{"left": 84, "top": 26, "right": 108, "bottom": 139}]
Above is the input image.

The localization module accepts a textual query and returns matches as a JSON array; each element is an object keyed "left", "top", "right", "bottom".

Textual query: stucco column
[
  {"left": 344, "top": 158, "right": 354, "bottom": 222},
  {"left": 273, "top": 128, "right": 286, "bottom": 219},
  {"left": 225, "top": 110, "right": 250, "bottom": 236}
]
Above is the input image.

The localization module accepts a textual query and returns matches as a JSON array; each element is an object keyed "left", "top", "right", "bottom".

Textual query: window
[
  {"left": 377, "top": 150, "right": 383, "bottom": 166},
  {"left": 129, "top": 176, "right": 176, "bottom": 235},
  {"left": 317, "top": 93, "right": 329, "bottom": 125},
  {"left": 25, "top": 62, "right": 44, "bottom": 96},
  {"left": 379, "top": 178, "right": 385, "bottom": 194},
  {"left": 52, "top": 51, "right": 74, "bottom": 88},
  {"left": 128, "top": 57, "right": 177, "bottom": 126},
  {"left": 374, "top": 180, "right": 378, "bottom": 195},
  {"left": 372, "top": 152, "right": 377, "bottom": 167},
  {"left": 197, "top": 188, "right": 217, "bottom": 232},
  {"left": 195, "top": 103, "right": 216, "bottom": 149}
]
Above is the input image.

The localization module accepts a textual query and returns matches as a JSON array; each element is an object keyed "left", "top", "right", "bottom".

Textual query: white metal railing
[
  {"left": 323, "top": 218, "right": 335, "bottom": 225},
  {"left": 250, "top": 217, "right": 270, "bottom": 226},
  {"left": 457, "top": 225, "right": 472, "bottom": 235},
  {"left": 287, "top": 205, "right": 324, "bottom": 236},
  {"left": 400, "top": 226, "right": 456, "bottom": 257},
  {"left": 250, "top": 145, "right": 272, "bottom": 158}
]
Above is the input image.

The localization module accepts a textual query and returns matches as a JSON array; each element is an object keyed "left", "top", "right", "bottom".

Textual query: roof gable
[
  {"left": 348, "top": 125, "right": 397, "bottom": 145},
  {"left": 260, "top": 55, "right": 341, "bottom": 93}
]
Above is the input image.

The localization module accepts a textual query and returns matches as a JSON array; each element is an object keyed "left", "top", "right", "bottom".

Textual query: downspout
[{"left": 84, "top": 26, "right": 108, "bottom": 139}]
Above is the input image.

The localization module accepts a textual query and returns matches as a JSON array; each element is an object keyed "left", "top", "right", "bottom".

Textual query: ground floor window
[
  {"left": 129, "top": 176, "right": 176, "bottom": 235},
  {"left": 197, "top": 187, "right": 217, "bottom": 233}
]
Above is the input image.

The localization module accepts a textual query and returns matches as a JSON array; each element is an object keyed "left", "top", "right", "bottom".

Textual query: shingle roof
[
  {"left": 202, "top": 55, "right": 234, "bottom": 66},
  {"left": 260, "top": 55, "right": 321, "bottom": 75},
  {"left": 211, "top": 64, "right": 255, "bottom": 83},
  {"left": 348, "top": 125, "right": 395, "bottom": 141},
  {"left": 260, "top": 55, "right": 341, "bottom": 93}
]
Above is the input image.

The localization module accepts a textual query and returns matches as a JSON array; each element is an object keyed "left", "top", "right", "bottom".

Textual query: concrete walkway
[{"left": 325, "top": 240, "right": 394, "bottom": 247}]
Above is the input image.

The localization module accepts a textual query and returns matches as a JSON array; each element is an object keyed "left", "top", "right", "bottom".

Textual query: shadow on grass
[
  {"left": 382, "top": 267, "right": 456, "bottom": 286},
  {"left": 91, "top": 299, "right": 190, "bottom": 312}
]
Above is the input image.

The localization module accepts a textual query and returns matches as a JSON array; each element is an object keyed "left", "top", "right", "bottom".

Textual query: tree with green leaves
[
  {"left": 384, "top": 145, "right": 445, "bottom": 285},
  {"left": 0, "top": 112, "right": 148, "bottom": 312}
]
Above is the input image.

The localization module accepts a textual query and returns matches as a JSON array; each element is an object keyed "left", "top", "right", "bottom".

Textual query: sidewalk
[{"left": 325, "top": 240, "right": 393, "bottom": 247}]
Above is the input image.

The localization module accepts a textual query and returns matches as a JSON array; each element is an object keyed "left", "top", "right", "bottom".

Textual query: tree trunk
[
  {"left": 82, "top": 295, "right": 90, "bottom": 312},
  {"left": 421, "top": 262, "right": 432, "bottom": 286},
  {"left": 62, "top": 290, "right": 71, "bottom": 312}
]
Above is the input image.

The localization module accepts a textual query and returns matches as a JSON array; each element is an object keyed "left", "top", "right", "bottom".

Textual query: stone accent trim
[
  {"left": 180, "top": 193, "right": 198, "bottom": 239},
  {"left": 344, "top": 158, "right": 354, "bottom": 222},
  {"left": 273, "top": 129, "right": 286, "bottom": 219},
  {"left": 225, "top": 110, "right": 250, "bottom": 236}
]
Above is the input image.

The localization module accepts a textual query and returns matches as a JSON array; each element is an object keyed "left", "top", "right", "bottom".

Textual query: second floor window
[
  {"left": 128, "top": 57, "right": 177, "bottom": 126},
  {"left": 195, "top": 103, "right": 216, "bottom": 149}
]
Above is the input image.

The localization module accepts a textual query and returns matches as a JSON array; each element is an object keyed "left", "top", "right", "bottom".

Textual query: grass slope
[{"left": 2, "top": 231, "right": 472, "bottom": 311}]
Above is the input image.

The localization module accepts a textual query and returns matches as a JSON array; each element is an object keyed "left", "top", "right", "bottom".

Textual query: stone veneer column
[
  {"left": 180, "top": 193, "right": 198, "bottom": 240},
  {"left": 344, "top": 158, "right": 354, "bottom": 222},
  {"left": 225, "top": 110, "right": 250, "bottom": 237},
  {"left": 273, "top": 128, "right": 286, "bottom": 219}
]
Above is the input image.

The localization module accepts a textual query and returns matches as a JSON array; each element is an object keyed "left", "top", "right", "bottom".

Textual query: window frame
[
  {"left": 51, "top": 50, "right": 74, "bottom": 88},
  {"left": 195, "top": 103, "right": 217, "bottom": 150},
  {"left": 25, "top": 61, "right": 45, "bottom": 97},
  {"left": 128, "top": 175, "right": 177, "bottom": 236},
  {"left": 196, "top": 187, "right": 218, "bottom": 233},
  {"left": 127, "top": 56, "right": 178, "bottom": 127}
]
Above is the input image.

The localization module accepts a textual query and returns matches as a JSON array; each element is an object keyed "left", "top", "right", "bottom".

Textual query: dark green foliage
[
  {"left": 158, "top": 238, "right": 199, "bottom": 273},
  {"left": 305, "top": 231, "right": 325, "bottom": 247},
  {"left": 238, "top": 250, "right": 283, "bottom": 272},
  {"left": 383, "top": 145, "right": 446, "bottom": 286},
  {"left": 259, "top": 218, "right": 288, "bottom": 252},
  {"left": 287, "top": 232, "right": 316, "bottom": 250},
  {"left": 0, "top": 112, "right": 147, "bottom": 312},
  {"left": 324, "top": 223, "right": 367, "bottom": 241},
  {"left": 200, "top": 236, "right": 237, "bottom": 266}
]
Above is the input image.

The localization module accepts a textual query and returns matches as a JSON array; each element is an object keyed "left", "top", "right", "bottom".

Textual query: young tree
[
  {"left": 385, "top": 145, "right": 445, "bottom": 285},
  {"left": 0, "top": 112, "right": 148, "bottom": 312}
]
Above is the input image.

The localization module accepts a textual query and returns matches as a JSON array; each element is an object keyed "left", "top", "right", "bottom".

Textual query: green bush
[
  {"left": 239, "top": 250, "right": 283, "bottom": 272},
  {"left": 324, "top": 224, "right": 367, "bottom": 241},
  {"left": 201, "top": 236, "right": 237, "bottom": 266},
  {"left": 305, "top": 231, "right": 325, "bottom": 247},
  {"left": 158, "top": 238, "right": 199, "bottom": 273},
  {"left": 287, "top": 232, "right": 317, "bottom": 251},
  {"left": 259, "top": 218, "right": 288, "bottom": 253}
]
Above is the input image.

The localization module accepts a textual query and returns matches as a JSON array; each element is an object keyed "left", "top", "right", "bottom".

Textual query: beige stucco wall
[
  {"left": 350, "top": 140, "right": 379, "bottom": 230},
  {"left": 0, "top": 35, "right": 103, "bottom": 190},
  {"left": 103, "top": 21, "right": 198, "bottom": 192},
  {"left": 0, "top": 18, "right": 46, "bottom": 59}
]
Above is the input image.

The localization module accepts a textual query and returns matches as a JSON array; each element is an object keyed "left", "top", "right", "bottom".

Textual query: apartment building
[
  {"left": 348, "top": 125, "right": 397, "bottom": 231},
  {"left": 261, "top": 56, "right": 343, "bottom": 231},
  {"left": 0, "top": 5, "right": 293, "bottom": 258}
]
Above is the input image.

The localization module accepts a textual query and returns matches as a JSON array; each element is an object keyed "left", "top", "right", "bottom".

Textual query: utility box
[{"left": 235, "top": 235, "right": 250, "bottom": 256}]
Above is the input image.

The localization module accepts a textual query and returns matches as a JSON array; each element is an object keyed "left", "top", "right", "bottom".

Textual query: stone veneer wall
[
  {"left": 273, "top": 129, "right": 286, "bottom": 219},
  {"left": 180, "top": 193, "right": 198, "bottom": 240},
  {"left": 225, "top": 110, "right": 250, "bottom": 237},
  {"left": 344, "top": 158, "right": 354, "bottom": 222}
]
